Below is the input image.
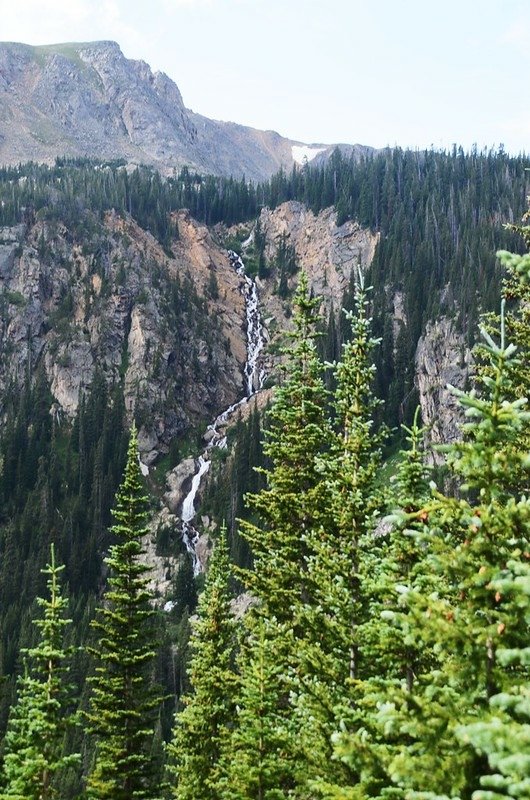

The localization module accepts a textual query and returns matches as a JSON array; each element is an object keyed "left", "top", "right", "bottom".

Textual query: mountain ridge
[{"left": 0, "top": 40, "right": 372, "bottom": 181}]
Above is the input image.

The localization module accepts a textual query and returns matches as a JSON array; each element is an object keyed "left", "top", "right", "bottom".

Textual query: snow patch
[{"left": 292, "top": 145, "right": 327, "bottom": 165}]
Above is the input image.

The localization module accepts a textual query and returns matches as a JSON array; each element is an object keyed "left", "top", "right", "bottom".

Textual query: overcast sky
[{"left": 1, "top": 0, "right": 528, "bottom": 154}]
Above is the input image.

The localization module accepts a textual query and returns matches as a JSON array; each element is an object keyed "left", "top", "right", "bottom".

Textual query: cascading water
[
  {"left": 229, "top": 250, "right": 266, "bottom": 396},
  {"left": 178, "top": 251, "right": 265, "bottom": 575},
  {"left": 180, "top": 455, "right": 210, "bottom": 574}
]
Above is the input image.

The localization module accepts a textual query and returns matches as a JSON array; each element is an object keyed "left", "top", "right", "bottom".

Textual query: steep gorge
[
  {"left": 0, "top": 208, "right": 249, "bottom": 462},
  {"left": 0, "top": 149, "right": 525, "bottom": 670}
]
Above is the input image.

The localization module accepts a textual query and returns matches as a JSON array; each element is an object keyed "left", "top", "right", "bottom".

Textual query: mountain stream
[{"left": 179, "top": 251, "right": 265, "bottom": 575}]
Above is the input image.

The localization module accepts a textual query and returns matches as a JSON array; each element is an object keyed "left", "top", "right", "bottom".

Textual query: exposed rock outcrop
[
  {"left": 164, "top": 457, "right": 197, "bottom": 515},
  {"left": 0, "top": 40, "right": 373, "bottom": 181},
  {"left": 415, "top": 316, "right": 473, "bottom": 462},
  {"left": 258, "top": 201, "right": 378, "bottom": 305},
  {"left": 144, "top": 507, "right": 182, "bottom": 599},
  {"left": 0, "top": 210, "right": 249, "bottom": 458},
  {"left": 234, "top": 202, "right": 378, "bottom": 374}
]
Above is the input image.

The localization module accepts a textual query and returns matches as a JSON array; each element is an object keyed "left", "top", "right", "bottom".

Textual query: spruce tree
[
  {"left": 334, "top": 250, "right": 530, "bottom": 799},
  {"left": 224, "top": 617, "right": 301, "bottom": 800},
  {"left": 457, "top": 559, "right": 530, "bottom": 800},
  {"left": 326, "top": 411, "right": 447, "bottom": 799},
  {"left": 234, "top": 273, "right": 331, "bottom": 797},
  {"left": 293, "top": 273, "right": 387, "bottom": 792},
  {"left": 239, "top": 271, "right": 331, "bottom": 621},
  {"left": 85, "top": 425, "right": 163, "bottom": 800},
  {"left": 0, "top": 545, "right": 78, "bottom": 800},
  {"left": 169, "top": 527, "right": 236, "bottom": 800}
]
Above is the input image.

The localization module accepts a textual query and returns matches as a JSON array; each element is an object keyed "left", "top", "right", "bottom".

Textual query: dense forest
[
  {"left": 1, "top": 148, "right": 527, "bottom": 424},
  {"left": 0, "top": 149, "right": 528, "bottom": 797},
  {"left": 2, "top": 220, "right": 529, "bottom": 798}
]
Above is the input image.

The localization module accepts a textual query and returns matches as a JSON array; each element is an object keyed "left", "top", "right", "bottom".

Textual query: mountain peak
[{"left": 0, "top": 40, "right": 370, "bottom": 180}]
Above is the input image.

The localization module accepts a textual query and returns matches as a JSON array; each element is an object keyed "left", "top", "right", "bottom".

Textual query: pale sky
[{"left": 1, "top": 0, "right": 528, "bottom": 154}]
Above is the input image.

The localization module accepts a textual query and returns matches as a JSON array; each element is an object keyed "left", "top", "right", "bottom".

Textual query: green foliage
[
  {"left": 326, "top": 238, "right": 530, "bottom": 799},
  {"left": 1, "top": 148, "right": 525, "bottom": 434},
  {"left": 0, "top": 160, "right": 258, "bottom": 238},
  {"left": 170, "top": 554, "right": 197, "bottom": 619},
  {"left": 0, "top": 368, "right": 128, "bottom": 723},
  {"left": 239, "top": 272, "right": 332, "bottom": 620},
  {"left": 293, "top": 275, "right": 388, "bottom": 792},
  {"left": 201, "top": 404, "right": 265, "bottom": 571},
  {"left": 258, "top": 147, "right": 527, "bottom": 428},
  {"left": 0, "top": 154, "right": 528, "bottom": 799},
  {"left": 0, "top": 546, "right": 79, "bottom": 800},
  {"left": 275, "top": 233, "right": 297, "bottom": 298},
  {"left": 3, "top": 291, "right": 26, "bottom": 307},
  {"left": 457, "top": 560, "right": 530, "bottom": 800},
  {"left": 169, "top": 528, "right": 236, "bottom": 800},
  {"left": 85, "top": 425, "right": 164, "bottom": 800},
  {"left": 224, "top": 618, "right": 301, "bottom": 800}
]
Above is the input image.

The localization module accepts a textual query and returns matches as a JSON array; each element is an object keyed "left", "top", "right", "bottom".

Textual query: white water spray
[{"left": 178, "top": 250, "right": 265, "bottom": 575}]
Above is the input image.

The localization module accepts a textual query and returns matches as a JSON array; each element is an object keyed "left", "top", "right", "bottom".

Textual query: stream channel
[{"left": 179, "top": 251, "right": 265, "bottom": 575}]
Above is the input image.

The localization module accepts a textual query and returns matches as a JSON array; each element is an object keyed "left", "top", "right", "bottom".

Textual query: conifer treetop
[{"left": 85, "top": 424, "right": 163, "bottom": 800}]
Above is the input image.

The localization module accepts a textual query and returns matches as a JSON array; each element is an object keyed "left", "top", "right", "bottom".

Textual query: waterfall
[
  {"left": 178, "top": 251, "right": 265, "bottom": 575},
  {"left": 229, "top": 250, "right": 266, "bottom": 396},
  {"left": 181, "top": 455, "right": 211, "bottom": 523}
]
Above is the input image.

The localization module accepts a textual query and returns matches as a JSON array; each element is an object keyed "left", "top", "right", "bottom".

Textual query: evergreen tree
[
  {"left": 224, "top": 617, "right": 301, "bottom": 800},
  {"left": 171, "top": 554, "right": 197, "bottom": 619},
  {"left": 293, "top": 273, "right": 387, "bottom": 793},
  {"left": 330, "top": 253, "right": 530, "bottom": 799},
  {"left": 457, "top": 559, "right": 530, "bottom": 800},
  {"left": 169, "top": 527, "right": 236, "bottom": 800},
  {"left": 85, "top": 425, "right": 164, "bottom": 800},
  {"left": 0, "top": 545, "right": 78, "bottom": 800},
  {"left": 239, "top": 272, "right": 331, "bottom": 622},
  {"left": 480, "top": 215, "right": 530, "bottom": 461},
  {"left": 325, "top": 411, "right": 445, "bottom": 799},
  {"left": 233, "top": 274, "right": 331, "bottom": 797}
]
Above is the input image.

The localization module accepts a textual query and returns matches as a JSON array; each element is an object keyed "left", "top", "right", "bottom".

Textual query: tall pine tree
[
  {"left": 232, "top": 273, "right": 332, "bottom": 798},
  {"left": 169, "top": 527, "right": 236, "bottom": 800},
  {"left": 294, "top": 274, "right": 387, "bottom": 794},
  {"left": 0, "top": 545, "right": 78, "bottom": 800},
  {"left": 85, "top": 425, "right": 164, "bottom": 800},
  {"left": 224, "top": 617, "right": 301, "bottom": 800},
  {"left": 239, "top": 271, "right": 331, "bottom": 621}
]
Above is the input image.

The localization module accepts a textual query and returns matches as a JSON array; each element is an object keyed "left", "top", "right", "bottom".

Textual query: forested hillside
[
  {"left": 2, "top": 147, "right": 526, "bottom": 426},
  {"left": 0, "top": 150, "right": 528, "bottom": 797}
]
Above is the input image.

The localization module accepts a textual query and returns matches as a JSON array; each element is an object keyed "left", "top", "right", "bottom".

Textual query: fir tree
[
  {"left": 293, "top": 273, "right": 387, "bottom": 792},
  {"left": 85, "top": 425, "right": 163, "bottom": 800},
  {"left": 224, "top": 617, "right": 301, "bottom": 800},
  {"left": 326, "top": 411, "right": 445, "bottom": 799},
  {"left": 239, "top": 271, "right": 331, "bottom": 621},
  {"left": 335, "top": 253, "right": 530, "bottom": 799},
  {"left": 0, "top": 545, "right": 78, "bottom": 800},
  {"left": 457, "top": 559, "right": 530, "bottom": 800},
  {"left": 169, "top": 527, "right": 236, "bottom": 800},
  {"left": 234, "top": 274, "right": 331, "bottom": 797}
]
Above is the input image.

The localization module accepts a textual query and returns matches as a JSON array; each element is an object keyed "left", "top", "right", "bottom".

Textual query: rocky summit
[{"left": 0, "top": 40, "right": 370, "bottom": 181}]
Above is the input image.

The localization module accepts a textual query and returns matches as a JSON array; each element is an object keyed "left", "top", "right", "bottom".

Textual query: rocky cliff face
[
  {"left": 0, "top": 41, "right": 371, "bottom": 181},
  {"left": 259, "top": 201, "right": 378, "bottom": 300},
  {"left": 0, "top": 209, "right": 249, "bottom": 460},
  {"left": 415, "top": 316, "right": 473, "bottom": 461},
  {"left": 240, "top": 201, "right": 379, "bottom": 369},
  {"left": 0, "top": 193, "right": 469, "bottom": 477},
  {"left": 0, "top": 198, "right": 379, "bottom": 473},
  {"left": 233, "top": 203, "right": 470, "bottom": 461},
  {"left": 0, "top": 196, "right": 475, "bottom": 609}
]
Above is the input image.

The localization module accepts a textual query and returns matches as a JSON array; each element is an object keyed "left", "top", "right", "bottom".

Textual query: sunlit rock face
[
  {"left": 0, "top": 211, "right": 247, "bottom": 459},
  {"left": 0, "top": 40, "right": 372, "bottom": 181}
]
